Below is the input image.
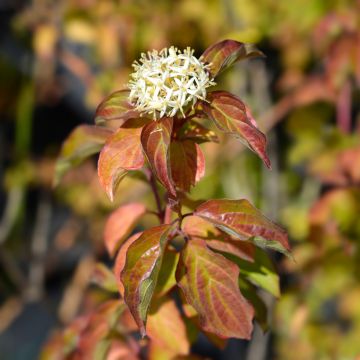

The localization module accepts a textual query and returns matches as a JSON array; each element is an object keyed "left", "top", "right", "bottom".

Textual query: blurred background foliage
[{"left": 0, "top": 0, "right": 359, "bottom": 359}]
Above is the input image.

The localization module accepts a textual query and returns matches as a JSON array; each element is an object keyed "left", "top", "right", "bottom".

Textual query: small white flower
[{"left": 128, "top": 46, "right": 215, "bottom": 119}]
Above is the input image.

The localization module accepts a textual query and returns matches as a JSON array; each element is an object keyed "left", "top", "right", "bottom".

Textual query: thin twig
[{"left": 25, "top": 192, "right": 52, "bottom": 302}]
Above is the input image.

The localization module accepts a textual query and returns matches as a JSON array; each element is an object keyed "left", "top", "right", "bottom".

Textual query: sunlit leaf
[
  {"left": 177, "top": 238, "right": 254, "bottom": 339},
  {"left": 183, "top": 215, "right": 255, "bottom": 262},
  {"left": 231, "top": 247, "right": 280, "bottom": 297},
  {"left": 200, "top": 39, "right": 264, "bottom": 78},
  {"left": 170, "top": 140, "right": 205, "bottom": 192},
  {"left": 147, "top": 297, "right": 190, "bottom": 356},
  {"left": 141, "top": 117, "right": 176, "bottom": 196},
  {"left": 121, "top": 224, "right": 174, "bottom": 336},
  {"left": 194, "top": 199, "right": 290, "bottom": 254},
  {"left": 114, "top": 232, "right": 142, "bottom": 298},
  {"left": 98, "top": 118, "right": 147, "bottom": 201},
  {"left": 104, "top": 203, "right": 146, "bottom": 257},
  {"left": 55, "top": 125, "right": 112, "bottom": 185},
  {"left": 95, "top": 89, "right": 139, "bottom": 125},
  {"left": 202, "top": 91, "right": 271, "bottom": 168}
]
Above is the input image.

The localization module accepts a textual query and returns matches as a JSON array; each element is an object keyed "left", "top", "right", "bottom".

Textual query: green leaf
[
  {"left": 170, "top": 140, "right": 205, "bottom": 192},
  {"left": 95, "top": 89, "right": 139, "bottom": 125},
  {"left": 104, "top": 202, "right": 146, "bottom": 257},
  {"left": 200, "top": 39, "right": 264, "bottom": 78},
  {"left": 121, "top": 224, "right": 174, "bottom": 336},
  {"left": 141, "top": 117, "right": 176, "bottom": 196},
  {"left": 202, "top": 91, "right": 271, "bottom": 168},
  {"left": 154, "top": 250, "right": 179, "bottom": 297},
  {"left": 98, "top": 118, "right": 147, "bottom": 201},
  {"left": 178, "top": 119, "right": 219, "bottom": 144},
  {"left": 55, "top": 125, "right": 112, "bottom": 185},
  {"left": 194, "top": 199, "right": 290, "bottom": 254},
  {"left": 177, "top": 238, "right": 254, "bottom": 339},
  {"left": 232, "top": 247, "right": 280, "bottom": 298}
]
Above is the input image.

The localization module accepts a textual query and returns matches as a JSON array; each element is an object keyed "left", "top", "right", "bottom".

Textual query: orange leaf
[
  {"left": 98, "top": 118, "right": 147, "bottom": 201},
  {"left": 147, "top": 298, "right": 190, "bottom": 356},
  {"left": 104, "top": 203, "right": 146, "bottom": 257}
]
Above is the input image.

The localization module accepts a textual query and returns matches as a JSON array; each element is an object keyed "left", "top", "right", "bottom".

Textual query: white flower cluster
[{"left": 128, "top": 46, "right": 215, "bottom": 119}]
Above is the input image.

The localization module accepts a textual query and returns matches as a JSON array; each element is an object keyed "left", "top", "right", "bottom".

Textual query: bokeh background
[{"left": 0, "top": 0, "right": 359, "bottom": 359}]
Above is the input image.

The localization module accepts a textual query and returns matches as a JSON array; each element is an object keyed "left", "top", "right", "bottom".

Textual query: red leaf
[
  {"left": 104, "top": 203, "right": 146, "bottom": 257},
  {"left": 98, "top": 118, "right": 147, "bottom": 201},
  {"left": 200, "top": 39, "right": 264, "bottom": 78},
  {"left": 120, "top": 224, "right": 174, "bottom": 336},
  {"left": 177, "top": 238, "right": 254, "bottom": 339},
  {"left": 194, "top": 199, "right": 290, "bottom": 254},
  {"left": 55, "top": 125, "right": 112, "bottom": 185},
  {"left": 170, "top": 140, "right": 205, "bottom": 192},
  {"left": 202, "top": 91, "right": 271, "bottom": 168},
  {"left": 141, "top": 118, "right": 176, "bottom": 196},
  {"left": 95, "top": 89, "right": 139, "bottom": 125},
  {"left": 183, "top": 215, "right": 255, "bottom": 262}
]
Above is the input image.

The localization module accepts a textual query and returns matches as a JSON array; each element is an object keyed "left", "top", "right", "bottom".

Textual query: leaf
[
  {"left": 200, "top": 39, "right": 264, "bottom": 78},
  {"left": 170, "top": 140, "right": 205, "bottom": 192},
  {"left": 194, "top": 199, "right": 290, "bottom": 254},
  {"left": 91, "top": 263, "right": 118, "bottom": 293},
  {"left": 141, "top": 117, "right": 176, "bottom": 196},
  {"left": 95, "top": 89, "right": 139, "bottom": 125},
  {"left": 183, "top": 215, "right": 255, "bottom": 262},
  {"left": 55, "top": 125, "right": 112, "bottom": 185},
  {"left": 177, "top": 238, "right": 254, "bottom": 339},
  {"left": 239, "top": 278, "right": 268, "bottom": 331},
  {"left": 154, "top": 249, "right": 179, "bottom": 297},
  {"left": 231, "top": 247, "right": 280, "bottom": 297},
  {"left": 104, "top": 203, "right": 146, "bottom": 257},
  {"left": 98, "top": 118, "right": 147, "bottom": 201},
  {"left": 202, "top": 91, "right": 271, "bottom": 168},
  {"left": 114, "top": 232, "right": 142, "bottom": 298},
  {"left": 147, "top": 297, "right": 190, "bottom": 356},
  {"left": 178, "top": 119, "right": 219, "bottom": 144},
  {"left": 121, "top": 224, "right": 174, "bottom": 336},
  {"left": 77, "top": 300, "right": 126, "bottom": 359}
]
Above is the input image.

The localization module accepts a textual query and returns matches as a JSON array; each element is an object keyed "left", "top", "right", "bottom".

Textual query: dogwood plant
[{"left": 53, "top": 40, "right": 290, "bottom": 358}]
